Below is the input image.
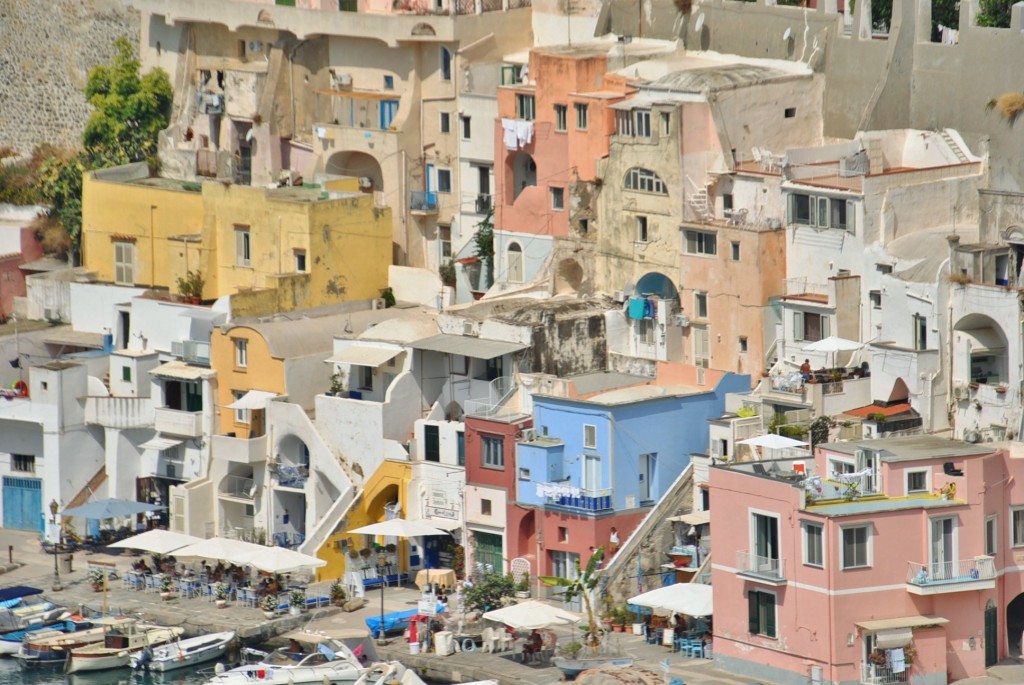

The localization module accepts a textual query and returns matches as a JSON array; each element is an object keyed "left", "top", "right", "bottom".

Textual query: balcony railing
[
  {"left": 213, "top": 433, "right": 268, "bottom": 465},
  {"left": 906, "top": 557, "right": 995, "bottom": 594},
  {"left": 736, "top": 550, "right": 785, "bottom": 582},
  {"left": 183, "top": 340, "right": 211, "bottom": 367},
  {"left": 410, "top": 191, "right": 438, "bottom": 213},
  {"left": 785, "top": 277, "right": 830, "bottom": 298},
  {"left": 84, "top": 396, "right": 154, "bottom": 429},
  {"left": 537, "top": 483, "right": 613, "bottom": 512},
  {"left": 860, "top": 661, "right": 909, "bottom": 684},
  {"left": 154, "top": 407, "right": 203, "bottom": 437},
  {"left": 219, "top": 475, "right": 256, "bottom": 500},
  {"left": 475, "top": 194, "right": 493, "bottom": 214}
]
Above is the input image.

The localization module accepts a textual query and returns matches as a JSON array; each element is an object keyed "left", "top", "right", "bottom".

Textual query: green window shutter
[
  {"left": 748, "top": 591, "right": 760, "bottom": 634},
  {"left": 765, "top": 593, "right": 776, "bottom": 637}
]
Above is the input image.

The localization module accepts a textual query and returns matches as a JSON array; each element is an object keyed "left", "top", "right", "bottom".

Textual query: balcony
[
  {"left": 170, "top": 339, "right": 211, "bottom": 367},
  {"left": 860, "top": 661, "right": 908, "bottom": 685},
  {"left": 906, "top": 557, "right": 995, "bottom": 595},
  {"left": 539, "top": 485, "right": 613, "bottom": 513},
  {"left": 475, "top": 194, "right": 493, "bottom": 215},
  {"left": 410, "top": 191, "right": 438, "bottom": 214},
  {"left": 84, "top": 396, "right": 154, "bottom": 429},
  {"left": 218, "top": 475, "right": 256, "bottom": 501},
  {"left": 154, "top": 407, "right": 203, "bottom": 437},
  {"left": 736, "top": 551, "right": 786, "bottom": 584},
  {"left": 212, "top": 433, "right": 268, "bottom": 465}
]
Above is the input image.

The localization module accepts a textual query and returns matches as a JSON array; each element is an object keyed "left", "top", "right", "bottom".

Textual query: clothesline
[{"left": 832, "top": 467, "right": 873, "bottom": 485}]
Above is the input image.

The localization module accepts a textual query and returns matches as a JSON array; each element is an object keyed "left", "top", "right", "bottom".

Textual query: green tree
[
  {"left": 977, "top": 0, "right": 1012, "bottom": 27},
  {"left": 83, "top": 37, "right": 173, "bottom": 164},
  {"left": 541, "top": 546, "right": 604, "bottom": 648},
  {"left": 463, "top": 573, "right": 516, "bottom": 612}
]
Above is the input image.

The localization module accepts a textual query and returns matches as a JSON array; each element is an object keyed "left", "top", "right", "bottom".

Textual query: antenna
[{"left": 695, "top": 13, "right": 705, "bottom": 33}]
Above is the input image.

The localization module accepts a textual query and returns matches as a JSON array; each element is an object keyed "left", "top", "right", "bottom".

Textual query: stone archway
[{"left": 326, "top": 151, "right": 383, "bottom": 191}]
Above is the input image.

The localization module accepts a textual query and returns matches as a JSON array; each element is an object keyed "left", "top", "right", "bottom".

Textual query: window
[
  {"left": 637, "top": 318, "right": 655, "bottom": 345},
  {"left": 986, "top": 515, "right": 997, "bottom": 557},
  {"left": 234, "top": 338, "right": 248, "bottom": 368},
  {"left": 519, "top": 467, "right": 531, "bottom": 480},
  {"left": 460, "top": 115, "right": 471, "bottom": 139},
  {"left": 551, "top": 550, "right": 580, "bottom": 581},
  {"left": 380, "top": 100, "right": 399, "bottom": 129},
  {"left": 113, "top": 241, "right": 135, "bottom": 285},
  {"left": 841, "top": 525, "right": 871, "bottom": 569},
  {"left": 1012, "top": 506, "right": 1024, "bottom": 547},
  {"left": 575, "top": 103, "right": 588, "bottom": 130},
  {"left": 584, "top": 424, "right": 597, "bottom": 449},
  {"left": 437, "top": 168, "right": 452, "bottom": 193},
  {"left": 788, "top": 194, "right": 855, "bottom": 232},
  {"left": 636, "top": 216, "right": 648, "bottom": 242},
  {"left": 693, "top": 327, "right": 710, "bottom": 368},
  {"left": 11, "top": 454, "right": 35, "bottom": 473},
  {"left": 439, "top": 112, "right": 450, "bottom": 133},
  {"left": 554, "top": 104, "right": 567, "bottom": 131},
  {"left": 482, "top": 435, "right": 504, "bottom": 469},
  {"left": 906, "top": 469, "right": 928, "bottom": 494},
  {"left": 913, "top": 314, "right": 927, "bottom": 350},
  {"left": 660, "top": 112, "right": 671, "bottom": 135},
  {"left": 440, "top": 47, "right": 452, "bottom": 81},
  {"left": 551, "top": 187, "right": 564, "bottom": 210},
  {"left": 235, "top": 226, "right": 251, "bottom": 267},
  {"left": 578, "top": 219, "right": 589, "bottom": 235},
  {"left": 723, "top": 193, "right": 734, "bottom": 212},
  {"left": 515, "top": 94, "right": 535, "bottom": 121},
  {"left": 694, "top": 292, "right": 708, "bottom": 319},
  {"left": 793, "top": 311, "right": 830, "bottom": 342},
  {"left": 358, "top": 365, "right": 373, "bottom": 390},
  {"left": 877, "top": 263, "right": 893, "bottom": 275},
  {"left": 424, "top": 424, "right": 440, "bottom": 462},
  {"left": 457, "top": 431, "right": 465, "bottom": 466},
  {"left": 232, "top": 390, "right": 249, "bottom": 424},
  {"left": 583, "top": 454, "right": 601, "bottom": 490},
  {"left": 384, "top": 75, "right": 394, "bottom": 89},
  {"left": 731, "top": 241, "right": 741, "bottom": 261},
  {"left": 784, "top": 107, "right": 796, "bottom": 118},
  {"left": 739, "top": 336, "right": 748, "bottom": 353},
  {"left": 614, "top": 111, "right": 632, "bottom": 136},
  {"left": 635, "top": 110, "right": 651, "bottom": 137},
  {"left": 830, "top": 458, "right": 855, "bottom": 475},
  {"left": 121, "top": 366, "right": 131, "bottom": 382},
  {"left": 294, "top": 250, "right": 307, "bottom": 272},
  {"left": 481, "top": 499, "right": 492, "bottom": 516},
  {"left": 803, "top": 522, "right": 824, "bottom": 568},
  {"left": 747, "top": 590, "right": 776, "bottom": 638},
  {"left": 869, "top": 290, "right": 881, "bottom": 309},
  {"left": 500, "top": 64, "right": 522, "bottom": 85},
  {"left": 438, "top": 225, "right": 451, "bottom": 260},
  {"left": 624, "top": 167, "right": 667, "bottom": 194},
  {"left": 559, "top": 526, "right": 569, "bottom": 543},
  {"left": 506, "top": 243, "right": 523, "bottom": 283},
  {"left": 684, "top": 230, "right": 717, "bottom": 256},
  {"left": 930, "top": 516, "right": 956, "bottom": 574}
]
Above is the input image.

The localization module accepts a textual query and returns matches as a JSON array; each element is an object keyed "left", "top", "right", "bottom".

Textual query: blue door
[
  {"left": 2, "top": 476, "right": 43, "bottom": 532},
  {"left": 379, "top": 100, "right": 399, "bottom": 130}
]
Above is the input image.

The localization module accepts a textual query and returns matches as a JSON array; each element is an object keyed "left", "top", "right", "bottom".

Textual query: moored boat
[
  {"left": 66, "top": 619, "right": 184, "bottom": 673},
  {"left": 0, "top": 586, "right": 68, "bottom": 632},
  {"left": 16, "top": 617, "right": 129, "bottom": 669},
  {"left": 131, "top": 630, "right": 237, "bottom": 672},
  {"left": 204, "top": 633, "right": 363, "bottom": 685},
  {"left": 0, "top": 616, "right": 96, "bottom": 656}
]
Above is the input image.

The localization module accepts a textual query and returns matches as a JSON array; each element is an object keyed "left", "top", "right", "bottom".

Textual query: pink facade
[
  {"left": 0, "top": 226, "right": 43, "bottom": 321},
  {"left": 709, "top": 435, "right": 1024, "bottom": 685}
]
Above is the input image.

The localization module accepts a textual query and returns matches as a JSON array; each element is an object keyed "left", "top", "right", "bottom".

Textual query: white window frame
[
  {"left": 624, "top": 167, "right": 667, "bottom": 195},
  {"left": 694, "top": 292, "right": 708, "bottom": 319},
  {"left": 788, "top": 193, "right": 856, "bottom": 232},
  {"left": 634, "top": 109, "right": 651, "bottom": 138},
  {"left": 482, "top": 435, "right": 504, "bottom": 469},
  {"left": 113, "top": 241, "right": 135, "bottom": 285},
  {"left": 550, "top": 186, "right": 564, "bottom": 211},
  {"left": 749, "top": 508, "right": 781, "bottom": 565},
  {"left": 928, "top": 514, "right": 958, "bottom": 571},
  {"left": 515, "top": 94, "right": 535, "bottom": 121},
  {"left": 684, "top": 229, "right": 717, "bottom": 256},
  {"left": 575, "top": 103, "right": 588, "bottom": 130},
  {"left": 1011, "top": 506, "right": 1024, "bottom": 548},
  {"left": 905, "top": 467, "right": 930, "bottom": 495},
  {"left": 232, "top": 390, "right": 250, "bottom": 424},
  {"left": 693, "top": 326, "right": 710, "bottom": 369},
  {"left": 829, "top": 457, "right": 855, "bottom": 476},
  {"left": 234, "top": 338, "right": 248, "bottom": 369},
  {"left": 554, "top": 104, "right": 567, "bottom": 132},
  {"left": 840, "top": 524, "right": 872, "bottom": 569},
  {"left": 792, "top": 310, "right": 831, "bottom": 343},
  {"left": 583, "top": 424, "right": 597, "bottom": 449},
  {"left": 802, "top": 521, "right": 824, "bottom": 568},
  {"left": 235, "top": 227, "right": 251, "bottom": 267},
  {"left": 506, "top": 242, "right": 523, "bottom": 283},
  {"left": 660, "top": 111, "right": 670, "bottom": 135},
  {"left": 986, "top": 515, "right": 998, "bottom": 557}
]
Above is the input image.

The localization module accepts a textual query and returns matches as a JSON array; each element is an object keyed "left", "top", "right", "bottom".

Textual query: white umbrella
[
  {"left": 628, "top": 583, "right": 713, "bottom": 618},
  {"left": 482, "top": 600, "right": 582, "bottom": 630},
  {"left": 737, "top": 434, "right": 809, "bottom": 449},
  {"left": 233, "top": 546, "right": 326, "bottom": 573},
  {"left": 802, "top": 335, "right": 861, "bottom": 368},
  {"left": 106, "top": 529, "right": 204, "bottom": 555},
  {"left": 347, "top": 519, "right": 450, "bottom": 538},
  {"left": 173, "top": 537, "right": 266, "bottom": 565}
]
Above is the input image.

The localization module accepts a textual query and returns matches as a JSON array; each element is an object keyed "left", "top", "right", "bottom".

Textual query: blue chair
[
  {"left": 673, "top": 636, "right": 687, "bottom": 653},
  {"left": 686, "top": 639, "right": 705, "bottom": 659},
  {"left": 669, "top": 680, "right": 685, "bottom": 685}
]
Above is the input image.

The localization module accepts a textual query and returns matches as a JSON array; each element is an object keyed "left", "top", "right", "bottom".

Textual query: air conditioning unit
[
  {"left": 964, "top": 429, "right": 981, "bottom": 444},
  {"left": 612, "top": 290, "right": 626, "bottom": 304},
  {"left": 371, "top": 298, "right": 386, "bottom": 311},
  {"left": 358, "top": 176, "right": 373, "bottom": 189},
  {"left": 43, "top": 307, "right": 60, "bottom": 322},
  {"left": 625, "top": 495, "right": 637, "bottom": 508},
  {"left": 675, "top": 315, "right": 691, "bottom": 328},
  {"left": 953, "top": 383, "right": 969, "bottom": 401},
  {"left": 521, "top": 428, "right": 537, "bottom": 442},
  {"left": 171, "top": 341, "right": 184, "bottom": 357},
  {"left": 333, "top": 72, "right": 353, "bottom": 90}
]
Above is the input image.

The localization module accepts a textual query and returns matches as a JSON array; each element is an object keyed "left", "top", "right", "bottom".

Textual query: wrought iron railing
[{"left": 410, "top": 191, "right": 438, "bottom": 211}]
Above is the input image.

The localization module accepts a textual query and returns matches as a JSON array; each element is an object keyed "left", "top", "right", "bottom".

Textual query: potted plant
[
  {"left": 175, "top": 269, "right": 205, "bottom": 304},
  {"left": 611, "top": 607, "right": 627, "bottom": 632},
  {"left": 261, "top": 593, "right": 278, "bottom": 619},
  {"left": 631, "top": 607, "right": 645, "bottom": 636},
  {"left": 88, "top": 568, "right": 106, "bottom": 592},
  {"left": 563, "top": 641, "right": 583, "bottom": 659},
  {"left": 289, "top": 589, "right": 306, "bottom": 615},
  {"left": 359, "top": 548, "right": 373, "bottom": 560},
  {"left": 347, "top": 547, "right": 360, "bottom": 561},
  {"left": 214, "top": 582, "right": 229, "bottom": 608},
  {"left": 515, "top": 576, "right": 530, "bottom": 599},
  {"left": 330, "top": 580, "right": 347, "bottom": 606},
  {"left": 160, "top": 574, "right": 175, "bottom": 600}
]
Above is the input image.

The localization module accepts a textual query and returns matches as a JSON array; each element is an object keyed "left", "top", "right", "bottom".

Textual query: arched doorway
[
  {"left": 509, "top": 152, "right": 536, "bottom": 201},
  {"left": 635, "top": 271, "right": 679, "bottom": 300},
  {"left": 986, "top": 599, "right": 998, "bottom": 666},
  {"left": 325, "top": 151, "right": 383, "bottom": 191},
  {"left": 517, "top": 509, "right": 536, "bottom": 565},
  {"left": 1007, "top": 593, "right": 1024, "bottom": 657},
  {"left": 507, "top": 242, "right": 523, "bottom": 282}
]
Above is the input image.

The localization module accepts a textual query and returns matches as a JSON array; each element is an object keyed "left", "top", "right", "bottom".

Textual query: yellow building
[{"left": 82, "top": 163, "right": 392, "bottom": 316}]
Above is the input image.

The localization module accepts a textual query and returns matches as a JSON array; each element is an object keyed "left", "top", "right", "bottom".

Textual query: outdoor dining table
[{"left": 415, "top": 568, "right": 456, "bottom": 590}]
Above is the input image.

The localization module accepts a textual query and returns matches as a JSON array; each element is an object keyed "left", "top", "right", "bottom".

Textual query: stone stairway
[{"left": 686, "top": 176, "right": 712, "bottom": 222}]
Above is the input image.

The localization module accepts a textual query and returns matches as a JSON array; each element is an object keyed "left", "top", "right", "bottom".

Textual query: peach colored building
[{"left": 709, "top": 435, "right": 1024, "bottom": 685}]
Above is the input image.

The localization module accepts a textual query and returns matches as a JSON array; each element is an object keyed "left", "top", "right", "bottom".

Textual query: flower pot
[
  {"left": 632, "top": 623, "right": 645, "bottom": 636},
  {"left": 216, "top": 599, "right": 227, "bottom": 608},
  {"left": 515, "top": 591, "right": 530, "bottom": 599},
  {"left": 263, "top": 611, "right": 276, "bottom": 620},
  {"left": 612, "top": 623, "right": 625, "bottom": 633},
  {"left": 289, "top": 606, "right": 303, "bottom": 616},
  {"left": 160, "top": 592, "right": 173, "bottom": 601},
  {"left": 672, "top": 556, "right": 692, "bottom": 567}
]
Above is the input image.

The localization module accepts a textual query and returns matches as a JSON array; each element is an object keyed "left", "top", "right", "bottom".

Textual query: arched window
[
  {"left": 624, "top": 167, "right": 667, "bottom": 195},
  {"left": 507, "top": 243, "right": 524, "bottom": 283}
]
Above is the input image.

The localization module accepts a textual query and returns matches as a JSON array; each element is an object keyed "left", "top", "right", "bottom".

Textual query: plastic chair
[
  {"left": 480, "top": 627, "right": 495, "bottom": 653},
  {"left": 645, "top": 626, "right": 662, "bottom": 645},
  {"left": 686, "top": 639, "right": 704, "bottom": 659}
]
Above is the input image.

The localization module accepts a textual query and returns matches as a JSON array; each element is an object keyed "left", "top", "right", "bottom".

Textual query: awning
[
  {"left": 225, "top": 390, "right": 278, "bottom": 410},
  {"left": 411, "top": 518, "right": 461, "bottom": 531},
  {"left": 609, "top": 96, "right": 666, "bottom": 111},
  {"left": 856, "top": 616, "right": 949, "bottom": 631},
  {"left": 326, "top": 346, "right": 402, "bottom": 367},
  {"left": 411, "top": 334, "right": 526, "bottom": 359},
  {"left": 962, "top": 328, "right": 1005, "bottom": 354},
  {"left": 139, "top": 436, "right": 183, "bottom": 451},
  {"left": 668, "top": 510, "right": 711, "bottom": 526},
  {"left": 874, "top": 627, "right": 913, "bottom": 649},
  {"left": 43, "top": 329, "right": 105, "bottom": 350},
  {"left": 151, "top": 361, "right": 213, "bottom": 380}
]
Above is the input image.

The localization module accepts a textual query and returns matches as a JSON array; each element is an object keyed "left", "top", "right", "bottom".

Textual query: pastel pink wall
[{"left": 0, "top": 227, "right": 43, "bottom": 320}]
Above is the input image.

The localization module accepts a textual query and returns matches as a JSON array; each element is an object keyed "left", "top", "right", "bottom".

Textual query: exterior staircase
[
  {"left": 599, "top": 463, "right": 694, "bottom": 602},
  {"left": 66, "top": 467, "right": 107, "bottom": 509},
  {"left": 686, "top": 176, "right": 712, "bottom": 222},
  {"left": 938, "top": 129, "right": 970, "bottom": 163}
]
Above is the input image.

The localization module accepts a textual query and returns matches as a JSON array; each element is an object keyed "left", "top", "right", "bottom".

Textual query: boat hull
[
  {"left": 551, "top": 655, "right": 635, "bottom": 679},
  {"left": 67, "top": 626, "right": 184, "bottom": 673},
  {"left": 66, "top": 652, "right": 131, "bottom": 673},
  {"left": 206, "top": 664, "right": 363, "bottom": 685},
  {"left": 135, "top": 631, "right": 236, "bottom": 672}
]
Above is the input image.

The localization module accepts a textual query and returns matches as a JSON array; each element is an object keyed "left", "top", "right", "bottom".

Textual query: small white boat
[
  {"left": 131, "top": 630, "right": 236, "bottom": 672},
  {"left": 204, "top": 634, "right": 363, "bottom": 685},
  {"left": 353, "top": 661, "right": 498, "bottom": 685},
  {"left": 66, "top": 620, "right": 184, "bottom": 673}
]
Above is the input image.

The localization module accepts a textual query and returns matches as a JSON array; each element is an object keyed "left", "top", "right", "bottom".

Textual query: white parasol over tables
[
  {"left": 482, "top": 600, "right": 582, "bottom": 630},
  {"left": 232, "top": 545, "right": 326, "bottom": 573},
  {"left": 628, "top": 583, "right": 713, "bottom": 618},
  {"left": 106, "top": 529, "right": 204, "bottom": 555}
]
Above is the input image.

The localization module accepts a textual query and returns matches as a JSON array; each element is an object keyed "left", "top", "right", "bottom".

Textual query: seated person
[
  {"left": 288, "top": 639, "right": 304, "bottom": 660},
  {"left": 524, "top": 630, "right": 543, "bottom": 659}
]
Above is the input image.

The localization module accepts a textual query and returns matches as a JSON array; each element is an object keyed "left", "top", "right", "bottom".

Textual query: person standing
[{"left": 609, "top": 527, "right": 620, "bottom": 555}]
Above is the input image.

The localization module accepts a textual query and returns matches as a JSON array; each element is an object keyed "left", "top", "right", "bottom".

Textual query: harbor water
[{"left": 0, "top": 658, "right": 212, "bottom": 685}]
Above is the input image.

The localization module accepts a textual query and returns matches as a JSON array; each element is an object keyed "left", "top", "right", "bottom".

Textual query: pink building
[
  {"left": 0, "top": 206, "right": 45, "bottom": 321},
  {"left": 709, "top": 435, "right": 1024, "bottom": 685}
]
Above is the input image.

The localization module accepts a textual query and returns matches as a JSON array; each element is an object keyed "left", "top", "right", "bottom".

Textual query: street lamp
[{"left": 49, "top": 499, "right": 62, "bottom": 592}]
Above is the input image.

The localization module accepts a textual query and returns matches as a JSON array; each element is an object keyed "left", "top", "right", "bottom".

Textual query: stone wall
[{"left": 0, "top": 0, "right": 139, "bottom": 155}]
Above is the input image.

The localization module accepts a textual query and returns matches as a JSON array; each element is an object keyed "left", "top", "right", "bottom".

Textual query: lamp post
[
  {"left": 49, "top": 500, "right": 62, "bottom": 592},
  {"left": 375, "top": 550, "right": 388, "bottom": 645}
]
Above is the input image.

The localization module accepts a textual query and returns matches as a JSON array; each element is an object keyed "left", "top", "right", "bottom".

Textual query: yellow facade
[
  {"left": 82, "top": 165, "right": 392, "bottom": 313},
  {"left": 317, "top": 459, "right": 411, "bottom": 581},
  {"left": 209, "top": 325, "right": 286, "bottom": 440}
]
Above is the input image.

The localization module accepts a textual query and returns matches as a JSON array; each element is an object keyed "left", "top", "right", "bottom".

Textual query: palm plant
[{"left": 540, "top": 546, "right": 605, "bottom": 648}]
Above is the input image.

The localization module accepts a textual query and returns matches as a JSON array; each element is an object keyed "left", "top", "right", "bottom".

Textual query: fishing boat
[
  {"left": 551, "top": 653, "right": 634, "bottom": 679},
  {"left": 0, "top": 616, "right": 96, "bottom": 656},
  {"left": 204, "top": 632, "right": 363, "bottom": 685},
  {"left": 0, "top": 586, "right": 68, "bottom": 631},
  {"left": 131, "top": 630, "right": 237, "bottom": 672},
  {"left": 16, "top": 617, "right": 132, "bottom": 668},
  {"left": 66, "top": 619, "right": 184, "bottom": 673}
]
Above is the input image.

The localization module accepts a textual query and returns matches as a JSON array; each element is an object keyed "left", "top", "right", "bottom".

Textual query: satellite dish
[
  {"left": 783, "top": 26, "right": 793, "bottom": 41},
  {"left": 695, "top": 13, "right": 705, "bottom": 32}
]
